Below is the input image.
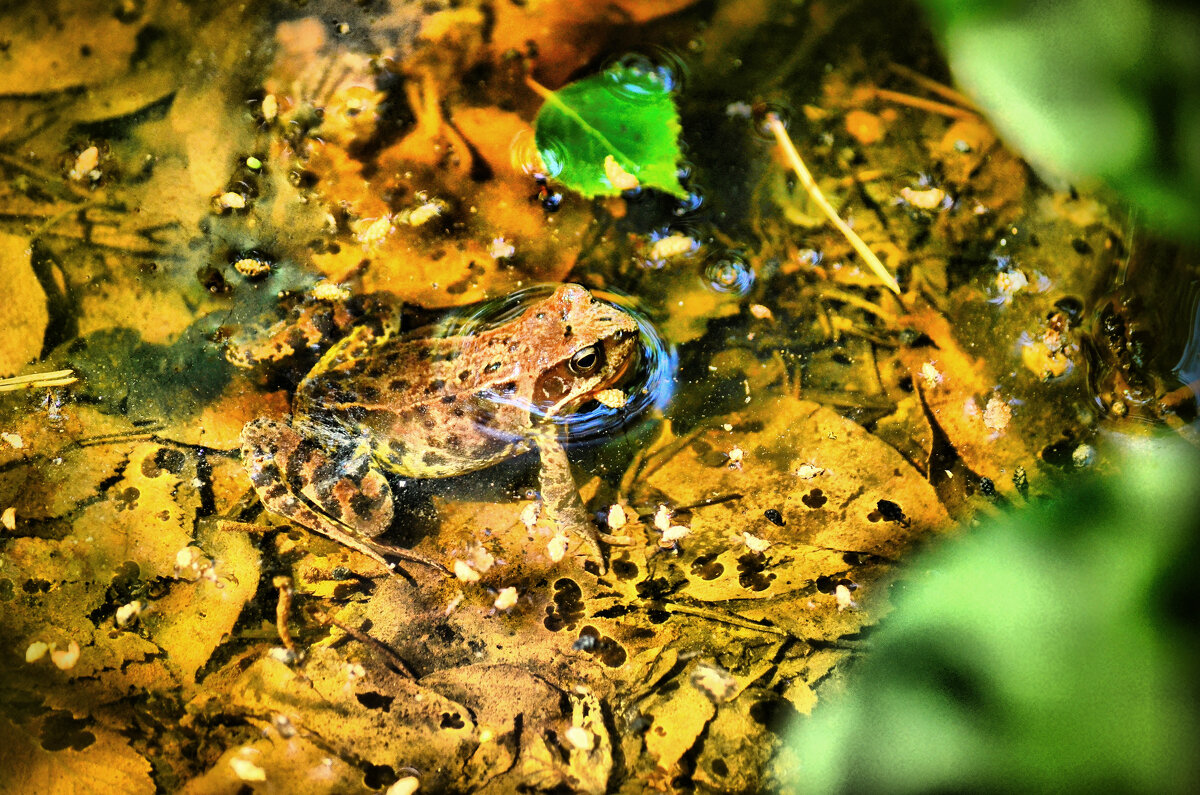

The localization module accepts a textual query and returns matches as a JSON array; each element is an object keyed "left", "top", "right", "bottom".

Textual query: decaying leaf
[
  {"left": 0, "top": 233, "right": 50, "bottom": 377},
  {"left": 0, "top": 714, "right": 154, "bottom": 795}
]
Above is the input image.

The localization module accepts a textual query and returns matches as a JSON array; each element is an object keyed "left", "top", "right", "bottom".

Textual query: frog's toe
[{"left": 310, "top": 467, "right": 394, "bottom": 539}]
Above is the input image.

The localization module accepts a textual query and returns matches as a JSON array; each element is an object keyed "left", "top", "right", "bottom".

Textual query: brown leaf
[
  {"left": 0, "top": 233, "right": 49, "bottom": 377},
  {"left": 0, "top": 715, "right": 153, "bottom": 795}
]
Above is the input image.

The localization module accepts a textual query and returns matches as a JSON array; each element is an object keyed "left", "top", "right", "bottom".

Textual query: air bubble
[
  {"left": 673, "top": 189, "right": 704, "bottom": 216},
  {"left": 750, "top": 101, "right": 793, "bottom": 141},
  {"left": 703, "top": 251, "right": 754, "bottom": 295},
  {"left": 600, "top": 50, "right": 687, "bottom": 104},
  {"left": 510, "top": 129, "right": 549, "bottom": 177}
]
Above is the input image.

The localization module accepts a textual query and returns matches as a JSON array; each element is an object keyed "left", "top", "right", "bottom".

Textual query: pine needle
[
  {"left": 0, "top": 369, "right": 77, "bottom": 392},
  {"left": 766, "top": 113, "right": 901, "bottom": 294}
]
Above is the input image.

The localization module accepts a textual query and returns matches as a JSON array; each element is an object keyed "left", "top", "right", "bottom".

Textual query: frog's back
[{"left": 293, "top": 333, "right": 535, "bottom": 479}]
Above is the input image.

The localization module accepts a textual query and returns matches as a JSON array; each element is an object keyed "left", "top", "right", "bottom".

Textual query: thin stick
[
  {"left": 0, "top": 151, "right": 94, "bottom": 201},
  {"left": 315, "top": 610, "right": 416, "bottom": 679},
  {"left": 886, "top": 63, "right": 980, "bottom": 111},
  {"left": 872, "top": 88, "right": 978, "bottom": 120},
  {"left": 766, "top": 114, "right": 901, "bottom": 294},
  {"left": 0, "top": 369, "right": 77, "bottom": 392}
]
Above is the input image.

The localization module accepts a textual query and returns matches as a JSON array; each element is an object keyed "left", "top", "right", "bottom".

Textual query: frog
[{"left": 240, "top": 283, "right": 639, "bottom": 576}]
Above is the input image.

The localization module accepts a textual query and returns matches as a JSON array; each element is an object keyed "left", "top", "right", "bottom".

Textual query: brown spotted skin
[{"left": 241, "top": 284, "right": 637, "bottom": 573}]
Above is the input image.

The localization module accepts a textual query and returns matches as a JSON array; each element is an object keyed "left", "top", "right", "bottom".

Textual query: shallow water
[{"left": 1, "top": 0, "right": 1196, "bottom": 792}]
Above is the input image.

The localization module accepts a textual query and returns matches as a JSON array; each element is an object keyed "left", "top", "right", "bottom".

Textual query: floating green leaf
[{"left": 533, "top": 63, "right": 687, "bottom": 199}]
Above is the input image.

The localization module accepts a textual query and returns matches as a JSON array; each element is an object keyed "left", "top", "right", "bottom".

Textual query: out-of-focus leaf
[
  {"left": 534, "top": 64, "right": 687, "bottom": 199},
  {"left": 919, "top": 0, "right": 1200, "bottom": 239},
  {"left": 783, "top": 437, "right": 1200, "bottom": 792}
]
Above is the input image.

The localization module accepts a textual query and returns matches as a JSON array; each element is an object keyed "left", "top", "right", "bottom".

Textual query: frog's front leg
[
  {"left": 242, "top": 418, "right": 449, "bottom": 577},
  {"left": 535, "top": 429, "right": 607, "bottom": 573}
]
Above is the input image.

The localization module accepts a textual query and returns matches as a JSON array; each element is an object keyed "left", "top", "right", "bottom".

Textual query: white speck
[
  {"left": 453, "top": 560, "right": 481, "bottom": 583},
  {"left": 606, "top": 504, "right": 627, "bottom": 531},
  {"left": 742, "top": 532, "right": 770, "bottom": 552},
  {"left": 493, "top": 587, "right": 519, "bottom": 610},
  {"left": 489, "top": 237, "right": 516, "bottom": 259},
  {"left": 603, "top": 155, "right": 640, "bottom": 191},
  {"left": 983, "top": 396, "right": 1012, "bottom": 433},
  {"left": 216, "top": 191, "right": 246, "bottom": 210},
  {"left": 662, "top": 525, "right": 691, "bottom": 542},
  {"left": 69, "top": 146, "right": 100, "bottom": 181},
  {"left": 992, "top": 268, "right": 1029, "bottom": 305},
  {"left": 899, "top": 186, "right": 946, "bottom": 209},
  {"left": 469, "top": 546, "right": 496, "bottom": 573},
  {"left": 229, "top": 756, "right": 267, "bottom": 782},
  {"left": 51, "top": 641, "right": 80, "bottom": 670},
  {"left": 521, "top": 502, "right": 541, "bottom": 530},
  {"left": 648, "top": 233, "right": 695, "bottom": 262},
  {"left": 115, "top": 601, "right": 143, "bottom": 627},
  {"left": 547, "top": 533, "right": 569, "bottom": 563},
  {"left": 725, "top": 101, "right": 753, "bottom": 118},
  {"left": 387, "top": 776, "right": 421, "bottom": 795},
  {"left": 795, "top": 463, "right": 824, "bottom": 479},
  {"left": 653, "top": 505, "right": 672, "bottom": 532},
  {"left": 564, "top": 726, "right": 592, "bottom": 750},
  {"left": 727, "top": 446, "right": 744, "bottom": 469},
  {"left": 1072, "top": 444, "right": 1095, "bottom": 468}
]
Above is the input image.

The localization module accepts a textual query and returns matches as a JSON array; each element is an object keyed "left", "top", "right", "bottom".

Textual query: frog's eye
[{"left": 569, "top": 345, "right": 601, "bottom": 375}]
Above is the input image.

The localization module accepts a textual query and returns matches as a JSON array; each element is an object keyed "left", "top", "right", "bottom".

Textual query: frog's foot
[
  {"left": 242, "top": 418, "right": 449, "bottom": 577},
  {"left": 537, "top": 432, "right": 607, "bottom": 573}
]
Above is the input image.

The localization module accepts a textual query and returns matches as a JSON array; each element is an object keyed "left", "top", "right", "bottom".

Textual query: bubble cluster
[{"left": 702, "top": 251, "right": 755, "bottom": 295}]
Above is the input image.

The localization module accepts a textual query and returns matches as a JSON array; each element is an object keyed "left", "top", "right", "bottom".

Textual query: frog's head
[{"left": 532, "top": 284, "right": 639, "bottom": 416}]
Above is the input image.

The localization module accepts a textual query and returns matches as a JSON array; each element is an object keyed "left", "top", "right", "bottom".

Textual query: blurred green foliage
[
  {"left": 783, "top": 437, "right": 1200, "bottom": 792},
  {"left": 919, "top": 0, "right": 1200, "bottom": 240}
]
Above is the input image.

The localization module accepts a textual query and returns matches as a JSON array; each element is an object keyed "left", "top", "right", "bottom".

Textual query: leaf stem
[
  {"left": 766, "top": 113, "right": 901, "bottom": 295},
  {"left": 524, "top": 74, "right": 554, "bottom": 102},
  {"left": 871, "top": 87, "right": 979, "bottom": 120}
]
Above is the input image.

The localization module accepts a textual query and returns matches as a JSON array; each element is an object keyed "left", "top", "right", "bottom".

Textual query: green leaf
[{"left": 533, "top": 64, "right": 687, "bottom": 199}]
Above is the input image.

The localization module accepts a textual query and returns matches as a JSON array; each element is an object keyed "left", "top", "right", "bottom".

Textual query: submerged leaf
[{"left": 533, "top": 64, "right": 687, "bottom": 198}]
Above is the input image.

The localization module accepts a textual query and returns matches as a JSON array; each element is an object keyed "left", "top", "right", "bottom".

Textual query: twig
[
  {"left": 273, "top": 576, "right": 297, "bottom": 655},
  {"left": 0, "top": 151, "right": 94, "bottom": 202},
  {"left": 871, "top": 88, "right": 979, "bottom": 120},
  {"left": 766, "top": 113, "right": 901, "bottom": 294},
  {"left": 315, "top": 610, "right": 417, "bottom": 679},
  {"left": 0, "top": 369, "right": 77, "bottom": 392},
  {"left": 886, "top": 63, "right": 980, "bottom": 111},
  {"left": 816, "top": 287, "right": 898, "bottom": 322},
  {"left": 662, "top": 602, "right": 791, "bottom": 638}
]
